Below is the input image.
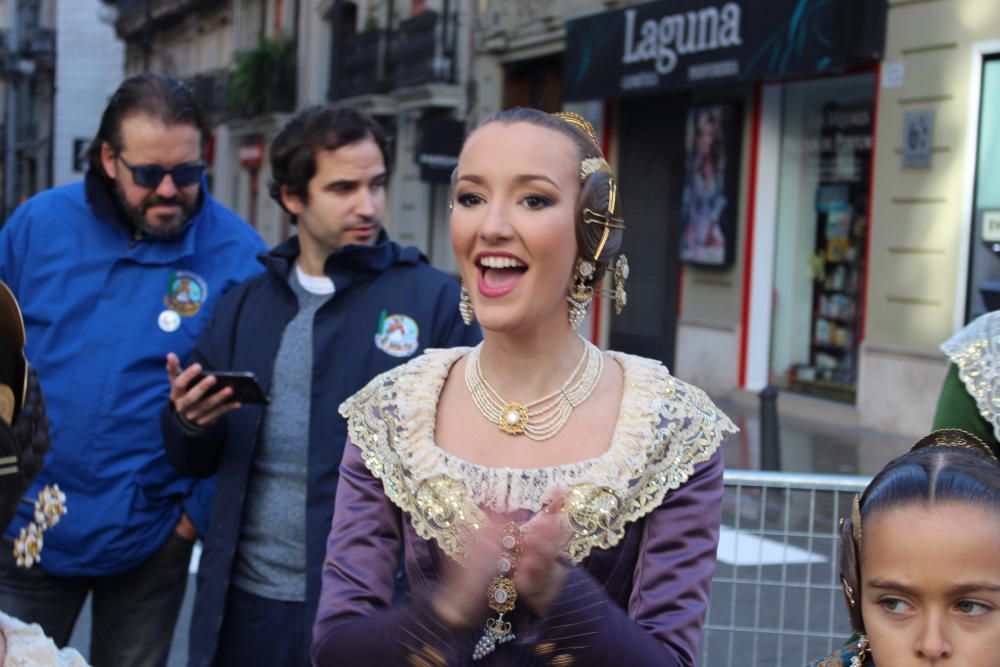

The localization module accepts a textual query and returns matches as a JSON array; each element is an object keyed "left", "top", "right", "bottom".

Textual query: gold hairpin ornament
[
  {"left": 552, "top": 111, "right": 599, "bottom": 144},
  {"left": 582, "top": 208, "right": 625, "bottom": 261},
  {"left": 851, "top": 494, "right": 863, "bottom": 546},
  {"left": 841, "top": 576, "right": 857, "bottom": 608}
]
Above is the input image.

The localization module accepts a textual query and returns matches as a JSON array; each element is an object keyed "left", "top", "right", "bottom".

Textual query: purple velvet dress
[{"left": 312, "top": 348, "right": 735, "bottom": 667}]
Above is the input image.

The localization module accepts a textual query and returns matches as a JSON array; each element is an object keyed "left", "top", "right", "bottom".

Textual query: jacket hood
[{"left": 261, "top": 230, "right": 425, "bottom": 291}]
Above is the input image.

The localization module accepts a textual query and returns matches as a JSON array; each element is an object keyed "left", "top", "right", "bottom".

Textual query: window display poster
[{"left": 680, "top": 103, "right": 742, "bottom": 268}]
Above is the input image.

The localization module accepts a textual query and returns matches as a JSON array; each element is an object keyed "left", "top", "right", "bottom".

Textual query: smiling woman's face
[
  {"left": 861, "top": 502, "right": 1000, "bottom": 666},
  {"left": 450, "top": 121, "right": 581, "bottom": 334}
]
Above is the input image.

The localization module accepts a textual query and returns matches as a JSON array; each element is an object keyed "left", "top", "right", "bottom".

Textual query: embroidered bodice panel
[
  {"left": 941, "top": 310, "right": 1000, "bottom": 443},
  {"left": 339, "top": 346, "right": 737, "bottom": 563}
]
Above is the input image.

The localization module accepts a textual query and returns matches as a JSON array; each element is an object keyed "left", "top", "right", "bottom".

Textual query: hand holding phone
[
  {"left": 166, "top": 353, "right": 258, "bottom": 428},
  {"left": 188, "top": 371, "right": 268, "bottom": 405}
]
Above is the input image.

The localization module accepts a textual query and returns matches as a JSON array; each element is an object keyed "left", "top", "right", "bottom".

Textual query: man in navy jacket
[
  {"left": 0, "top": 74, "right": 266, "bottom": 666},
  {"left": 162, "top": 106, "right": 480, "bottom": 667}
]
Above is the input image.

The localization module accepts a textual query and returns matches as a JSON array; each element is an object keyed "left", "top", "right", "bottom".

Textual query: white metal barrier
[{"left": 699, "top": 470, "right": 871, "bottom": 667}]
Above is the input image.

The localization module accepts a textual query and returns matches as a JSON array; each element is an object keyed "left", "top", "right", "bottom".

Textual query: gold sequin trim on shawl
[
  {"left": 340, "top": 348, "right": 736, "bottom": 564},
  {"left": 940, "top": 310, "right": 1000, "bottom": 444}
]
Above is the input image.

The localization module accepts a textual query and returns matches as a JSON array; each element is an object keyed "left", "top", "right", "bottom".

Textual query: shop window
[
  {"left": 769, "top": 73, "right": 875, "bottom": 403},
  {"left": 966, "top": 57, "right": 1000, "bottom": 319}
]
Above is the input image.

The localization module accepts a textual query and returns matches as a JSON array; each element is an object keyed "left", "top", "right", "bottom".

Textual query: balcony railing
[
  {"left": 188, "top": 69, "right": 231, "bottom": 121},
  {"left": 337, "top": 29, "right": 387, "bottom": 98},
  {"left": 388, "top": 11, "right": 454, "bottom": 89},
  {"left": 332, "top": 10, "right": 456, "bottom": 100}
]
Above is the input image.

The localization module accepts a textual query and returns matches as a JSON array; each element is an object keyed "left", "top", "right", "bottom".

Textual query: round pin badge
[{"left": 158, "top": 309, "right": 181, "bottom": 333}]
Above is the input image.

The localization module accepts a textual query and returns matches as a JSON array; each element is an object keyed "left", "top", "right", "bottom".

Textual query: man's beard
[{"left": 112, "top": 179, "right": 194, "bottom": 239}]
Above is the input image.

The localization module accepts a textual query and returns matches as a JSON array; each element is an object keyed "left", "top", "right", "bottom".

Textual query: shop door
[
  {"left": 610, "top": 99, "right": 686, "bottom": 367},
  {"left": 768, "top": 73, "right": 875, "bottom": 403},
  {"left": 967, "top": 56, "right": 1000, "bottom": 318}
]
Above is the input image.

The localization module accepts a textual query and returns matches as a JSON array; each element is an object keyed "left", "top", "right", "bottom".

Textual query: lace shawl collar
[
  {"left": 941, "top": 310, "right": 1000, "bottom": 443},
  {"left": 339, "top": 347, "right": 736, "bottom": 563}
]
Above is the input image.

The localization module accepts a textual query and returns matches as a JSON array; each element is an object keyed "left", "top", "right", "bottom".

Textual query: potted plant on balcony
[{"left": 227, "top": 37, "right": 297, "bottom": 117}]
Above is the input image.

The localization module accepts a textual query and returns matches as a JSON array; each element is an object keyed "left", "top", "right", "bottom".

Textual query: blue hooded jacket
[{"left": 0, "top": 171, "right": 266, "bottom": 576}]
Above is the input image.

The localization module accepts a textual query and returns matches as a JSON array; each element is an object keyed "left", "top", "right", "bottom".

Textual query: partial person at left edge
[{"left": 0, "top": 73, "right": 266, "bottom": 667}]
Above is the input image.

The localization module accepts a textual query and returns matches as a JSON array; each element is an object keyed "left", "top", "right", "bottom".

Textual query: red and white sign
[{"left": 239, "top": 138, "right": 265, "bottom": 170}]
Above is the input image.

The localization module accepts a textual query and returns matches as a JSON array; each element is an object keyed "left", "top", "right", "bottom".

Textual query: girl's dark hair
[
  {"left": 87, "top": 73, "right": 209, "bottom": 176},
  {"left": 268, "top": 105, "right": 391, "bottom": 221},
  {"left": 472, "top": 107, "right": 624, "bottom": 285},
  {"left": 0, "top": 367, "right": 50, "bottom": 532},
  {"left": 839, "top": 432, "right": 1000, "bottom": 633}
]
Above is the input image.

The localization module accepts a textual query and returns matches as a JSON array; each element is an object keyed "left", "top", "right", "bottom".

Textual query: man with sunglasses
[{"left": 0, "top": 73, "right": 265, "bottom": 667}]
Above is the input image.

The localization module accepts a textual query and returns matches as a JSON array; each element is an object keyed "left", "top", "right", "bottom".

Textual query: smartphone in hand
[{"left": 189, "top": 371, "right": 268, "bottom": 405}]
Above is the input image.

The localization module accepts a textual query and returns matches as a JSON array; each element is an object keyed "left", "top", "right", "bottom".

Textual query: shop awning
[{"left": 564, "top": 0, "right": 887, "bottom": 101}]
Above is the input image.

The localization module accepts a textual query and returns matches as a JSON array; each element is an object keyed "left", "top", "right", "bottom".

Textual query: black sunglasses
[{"left": 116, "top": 156, "right": 205, "bottom": 188}]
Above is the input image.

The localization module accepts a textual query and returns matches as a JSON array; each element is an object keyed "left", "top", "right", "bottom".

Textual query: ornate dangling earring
[
  {"left": 850, "top": 634, "right": 870, "bottom": 666},
  {"left": 459, "top": 284, "right": 474, "bottom": 326},
  {"left": 612, "top": 254, "right": 629, "bottom": 315},
  {"left": 567, "top": 259, "right": 595, "bottom": 330}
]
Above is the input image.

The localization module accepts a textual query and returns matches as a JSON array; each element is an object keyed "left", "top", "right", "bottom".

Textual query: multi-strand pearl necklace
[{"left": 464, "top": 337, "right": 603, "bottom": 441}]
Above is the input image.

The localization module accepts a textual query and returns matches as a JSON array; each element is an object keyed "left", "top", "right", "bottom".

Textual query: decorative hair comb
[
  {"left": 910, "top": 428, "right": 998, "bottom": 460},
  {"left": 552, "top": 111, "right": 599, "bottom": 144}
]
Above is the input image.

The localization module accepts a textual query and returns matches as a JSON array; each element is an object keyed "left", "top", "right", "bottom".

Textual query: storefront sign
[
  {"left": 416, "top": 118, "right": 464, "bottom": 183},
  {"left": 980, "top": 210, "right": 1000, "bottom": 244},
  {"left": 565, "top": 0, "right": 886, "bottom": 100}
]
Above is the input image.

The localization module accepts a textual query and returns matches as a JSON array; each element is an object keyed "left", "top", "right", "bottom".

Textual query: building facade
[
  {"left": 319, "top": 0, "right": 471, "bottom": 274},
  {"left": 54, "top": 0, "right": 124, "bottom": 186},
  {"left": 98, "top": 0, "right": 1000, "bottom": 443},
  {"left": 0, "top": 0, "right": 57, "bottom": 215}
]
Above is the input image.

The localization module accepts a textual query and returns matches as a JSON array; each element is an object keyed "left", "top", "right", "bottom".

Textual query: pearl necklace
[{"left": 464, "top": 337, "right": 603, "bottom": 441}]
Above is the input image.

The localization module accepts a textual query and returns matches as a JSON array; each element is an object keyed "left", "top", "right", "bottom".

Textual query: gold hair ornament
[
  {"left": 582, "top": 177, "right": 625, "bottom": 261},
  {"left": 851, "top": 493, "right": 862, "bottom": 546},
  {"left": 911, "top": 427, "right": 998, "bottom": 461},
  {"left": 579, "top": 157, "right": 612, "bottom": 182},
  {"left": 840, "top": 575, "right": 856, "bottom": 609},
  {"left": 552, "top": 111, "right": 599, "bottom": 144}
]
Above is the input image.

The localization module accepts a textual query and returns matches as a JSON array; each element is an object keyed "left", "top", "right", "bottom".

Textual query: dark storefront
[{"left": 565, "top": 0, "right": 886, "bottom": 393}]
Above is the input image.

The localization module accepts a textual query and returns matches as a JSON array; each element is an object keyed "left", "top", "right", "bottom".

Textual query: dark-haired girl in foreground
[
  {"left": 311, "top": 108, "right": 736, "bottom": 666},
  {"left": 809, "top": 428, "right": 1000, "bottom": 666}
]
